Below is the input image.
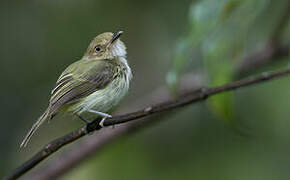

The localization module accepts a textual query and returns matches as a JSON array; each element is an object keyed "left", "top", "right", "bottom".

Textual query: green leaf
[{"left": 168, "top": 0, "right": 274, "bottom": 125}]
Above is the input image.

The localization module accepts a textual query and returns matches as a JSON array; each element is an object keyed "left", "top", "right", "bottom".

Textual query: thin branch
[
  {"left": 5, "top": 68, "right": 290, "bottom": 180},
  {"left": 23, "top": 73, "right": 204, "bottom": 180},
  {"left": 24, "top": 120, "right": 151, "bottom": 180},
  {"left": 5, "top": 9, "right": 290, "bottom": 178},
  {"left": 24, "top": 41, "right": 290, "bottom": 180}
]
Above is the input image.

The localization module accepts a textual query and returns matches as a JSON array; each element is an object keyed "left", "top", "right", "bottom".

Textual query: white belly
[
  {"left": 68, "top": 56, "right": 132, "bottom": 117},
  {"left": 71, "top": 76, "right": 130, "bottom": 115}
]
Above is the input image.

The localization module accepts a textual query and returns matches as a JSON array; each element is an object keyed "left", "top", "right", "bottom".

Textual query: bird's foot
[
  {"left": 99, "top": 114, "right": 112, "bottom": 128},
  {"left": 87, "top": 109, "right": 112, "bottom": 128}
]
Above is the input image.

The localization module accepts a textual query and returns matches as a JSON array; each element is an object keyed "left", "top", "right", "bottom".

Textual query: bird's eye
[{"left": 95, "top": 46, "right": 101, "bottom": 52}]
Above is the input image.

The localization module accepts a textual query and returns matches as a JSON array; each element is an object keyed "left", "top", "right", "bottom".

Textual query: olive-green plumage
[{"left": 21, "top": 31, "right": 132, "bottom": 148}]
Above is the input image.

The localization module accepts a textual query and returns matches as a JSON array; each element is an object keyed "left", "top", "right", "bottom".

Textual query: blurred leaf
[
  {"left": 192, "top": 0, "right": 270, "bottom": 124},
  {"left": 168, "top": 0, "right": 272, "bottom": 124}
]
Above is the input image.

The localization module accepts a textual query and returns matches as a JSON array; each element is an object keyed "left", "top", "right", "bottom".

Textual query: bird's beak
[{"left": 108, "top": 30, "right": 123, "bottom": 47}]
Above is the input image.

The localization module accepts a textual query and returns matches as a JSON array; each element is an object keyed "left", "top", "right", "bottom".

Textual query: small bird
[{"left": 20, "top": 31, "right": 132, "bottom": 148}]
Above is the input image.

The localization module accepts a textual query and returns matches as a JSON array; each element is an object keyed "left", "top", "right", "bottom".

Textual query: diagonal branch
[
  {"left": 5, "top": 68, "right": 290, "bottom": 180},
  {"left": 5, "top": 10, "right": 290, "bottom": 176},
  {"left": 23, "top": 42, "right": 290, "bottom": 180},
  {"left": 23, "top": 73, "right": 204, "bottom": 180},
  {"left": 7, "top": 5, "right": 290, "bottom": 179}
]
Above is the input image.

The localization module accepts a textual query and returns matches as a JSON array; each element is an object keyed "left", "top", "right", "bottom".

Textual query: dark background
[{"left": 1, "top": 0, "right": 290, "bottom": 179}]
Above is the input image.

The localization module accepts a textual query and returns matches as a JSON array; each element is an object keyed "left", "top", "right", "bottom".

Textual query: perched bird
[{"left": 20, "top": 31, "right": 132, "bottom": 148}]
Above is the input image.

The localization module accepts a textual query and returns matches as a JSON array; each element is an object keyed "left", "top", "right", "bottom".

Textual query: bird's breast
[{"left": 73, "top": 57, "right": 132, "bottom": 114}]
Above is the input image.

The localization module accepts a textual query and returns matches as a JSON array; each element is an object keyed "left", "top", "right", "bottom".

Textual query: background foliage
[{"left": 1, "top": 0, "right": 290, "bottom": 179}]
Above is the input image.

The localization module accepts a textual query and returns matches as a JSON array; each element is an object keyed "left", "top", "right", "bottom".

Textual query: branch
[
  {"left": 22, "top": 73, "right": 204, "bottom": 180},
  {"left": 6, "top": 9, "right": 290, "bottom": 178},
  {"left": 7, "top": 5, "right": 290, "bottom": 179},
  {"left": 24, "top": 120, "right": 154, "bottom": 180},
  {"left": 5, "top": 68, "right": 290, "bottom": 180},
  {"left": 24, "top": 41, "right": 290, "bottom": 180},
  {"left": 6, "top": 28, "right": 290, "bottom": 180}
]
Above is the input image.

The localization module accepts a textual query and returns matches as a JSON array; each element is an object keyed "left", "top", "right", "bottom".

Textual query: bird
[{"left": 20, "top": 30, "right": 132, "bottom": 148}]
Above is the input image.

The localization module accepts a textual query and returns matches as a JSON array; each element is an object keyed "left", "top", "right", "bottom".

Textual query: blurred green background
[{"left": 1, "top": 0, "right": 290, "bottom": 179}]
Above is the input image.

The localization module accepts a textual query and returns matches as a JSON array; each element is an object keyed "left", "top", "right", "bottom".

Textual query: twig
[
  {"left": 24, "top": 120, "right": 150, "bottom": 180},
  {"left": 24, "top": 41, "right": 290, "bottom": 180},
  {"left": 23, "top": 73, "right": 204, "bottom": 180},
  {"left": 5, "top": 9, "right": 290, "bottom": 178},
  {"left": 5, "top": 68, "right": 290, "bottom": 180}
]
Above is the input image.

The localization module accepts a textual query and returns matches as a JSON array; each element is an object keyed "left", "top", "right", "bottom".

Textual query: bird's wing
[{"left": 48, "top": 59, "right": 118, "bottom": 115}]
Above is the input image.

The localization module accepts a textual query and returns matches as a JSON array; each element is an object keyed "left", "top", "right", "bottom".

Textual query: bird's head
[{"left": 84, "top": 30, "right": 126, "bottom": 60}]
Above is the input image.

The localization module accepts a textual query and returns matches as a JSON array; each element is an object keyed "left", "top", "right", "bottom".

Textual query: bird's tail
[{"left": 20, "top": 109, "right": 50, "bottom": 148}]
